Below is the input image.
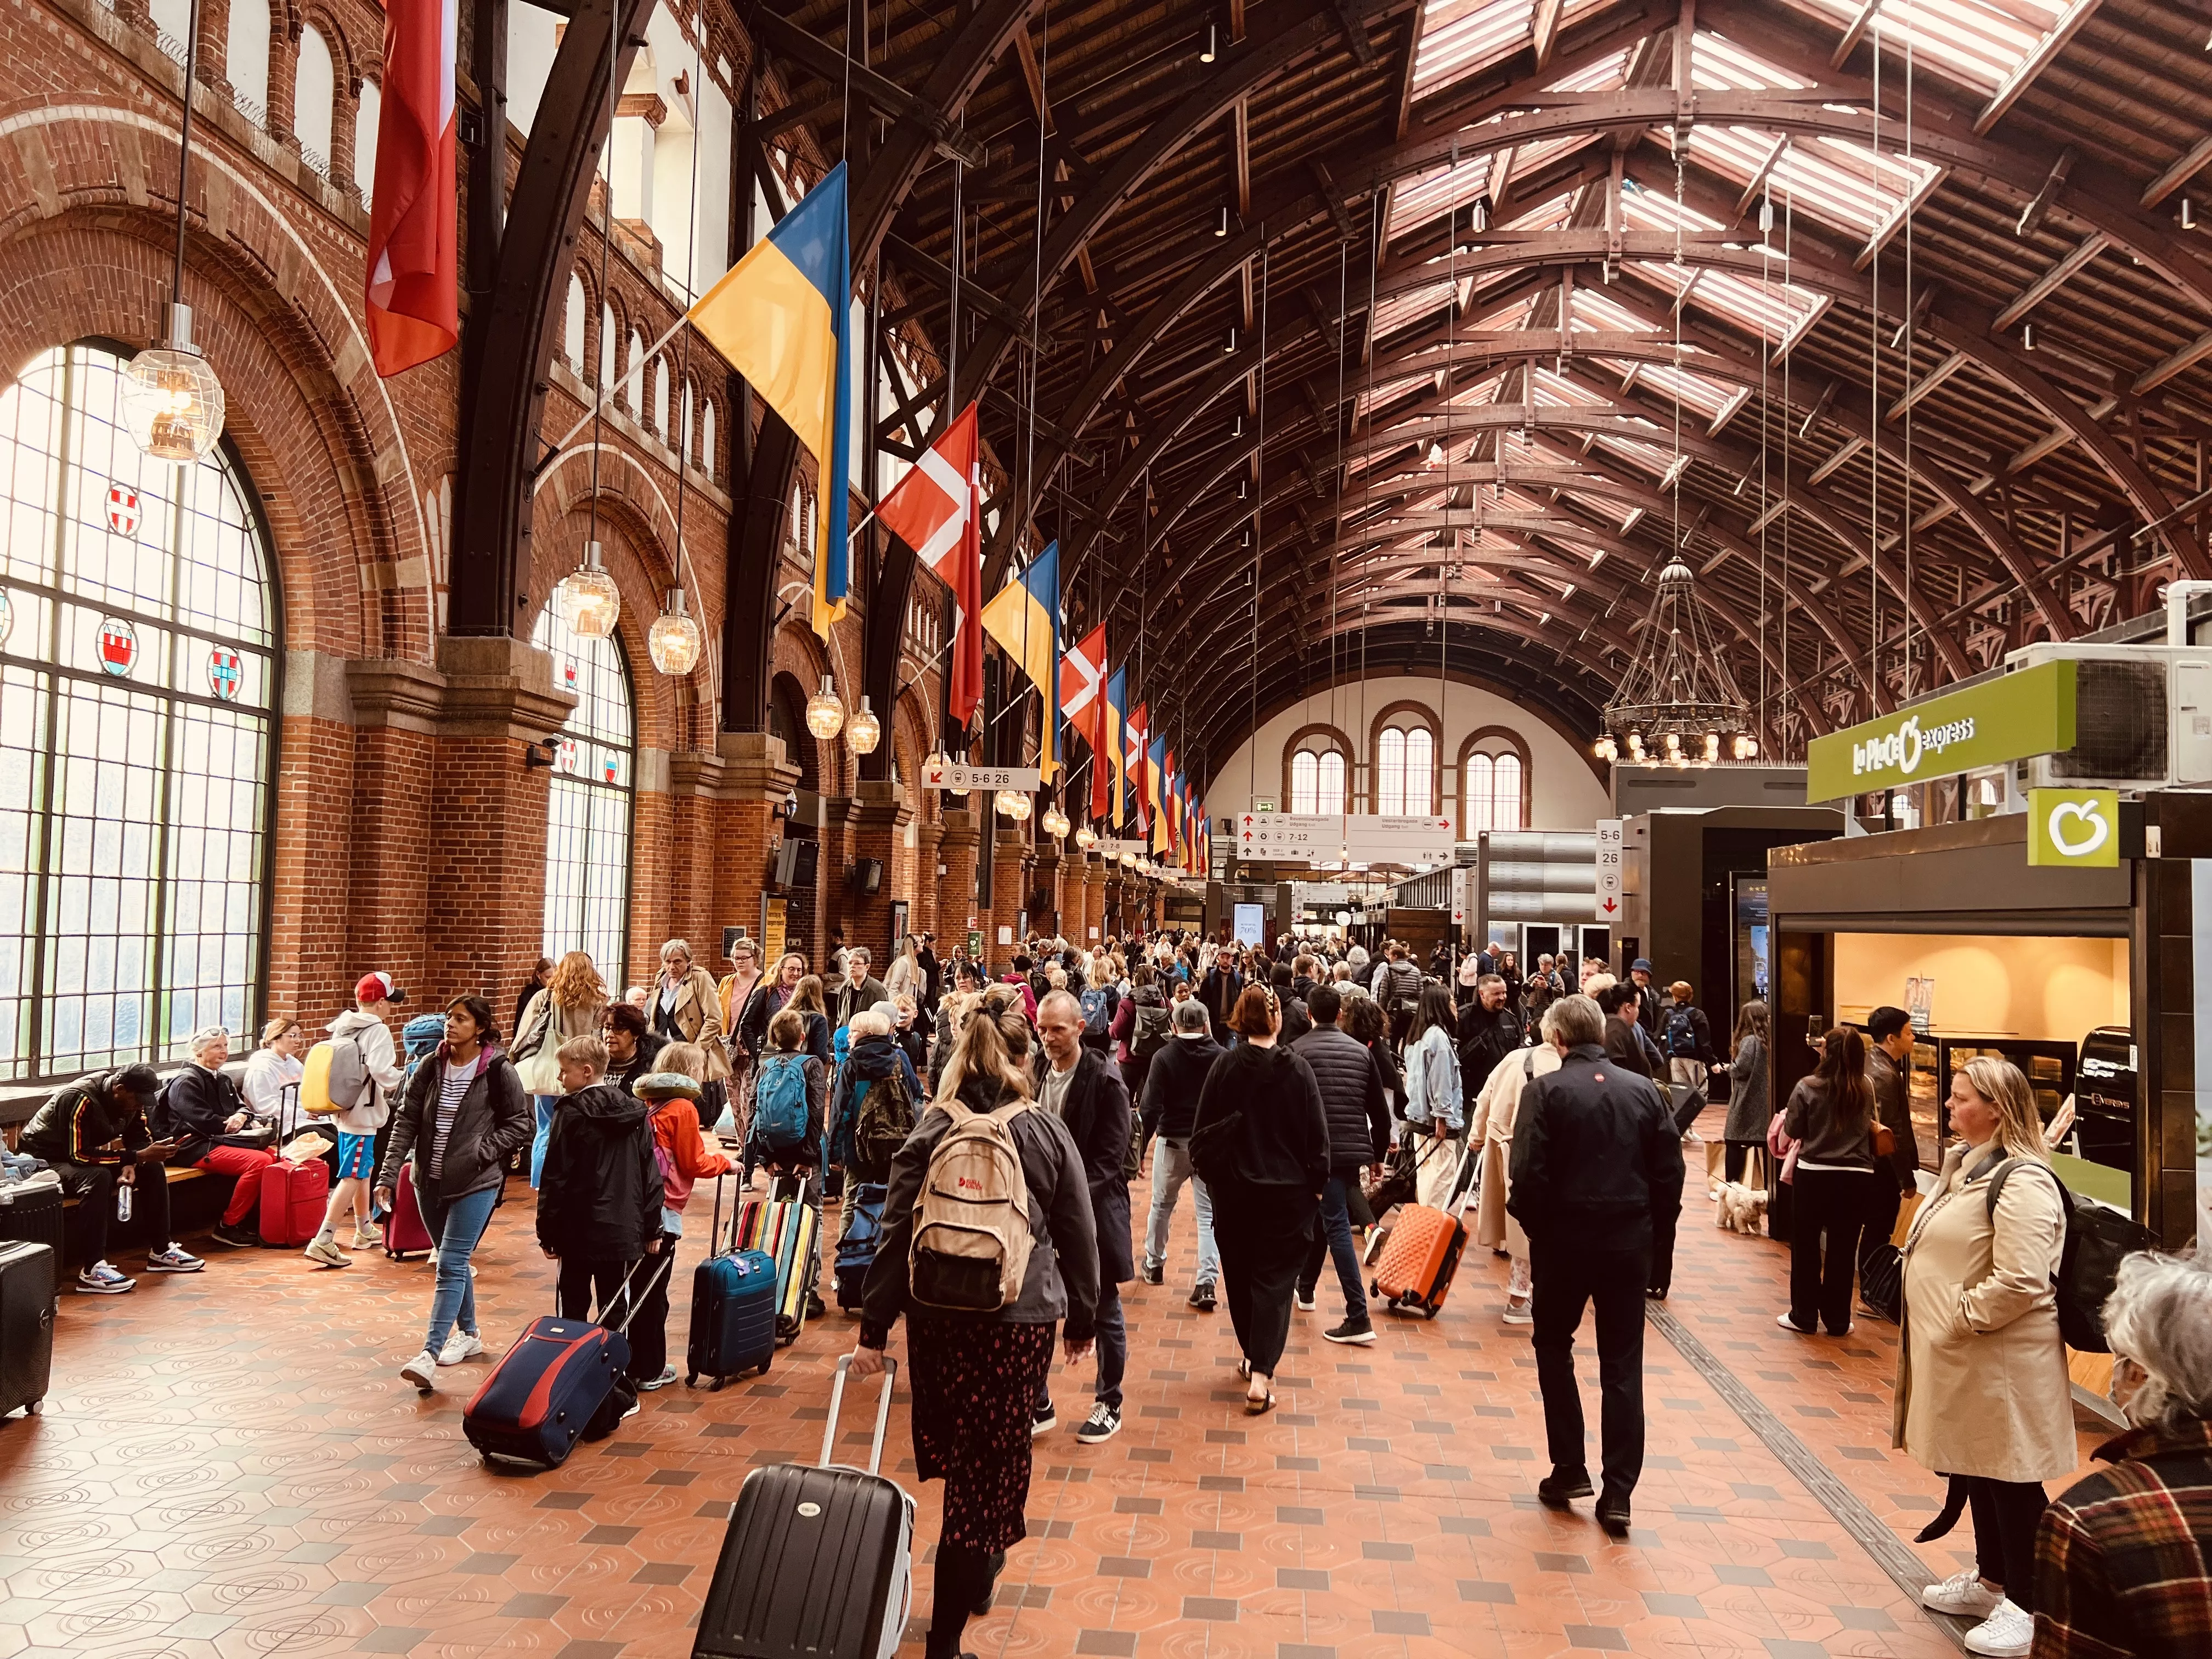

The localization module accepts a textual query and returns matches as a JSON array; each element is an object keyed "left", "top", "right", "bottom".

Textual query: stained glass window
[
  {"left": 533, "top": 600, "right": 634, "bottom": 978},
  {"left": 0, "top": 341, "right": 276, "bottom": 1081}
]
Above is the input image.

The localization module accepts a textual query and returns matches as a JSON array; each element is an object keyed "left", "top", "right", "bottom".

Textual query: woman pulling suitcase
[{"left": 847, "top": 1011, "right": 1099, "bottom": 1659}]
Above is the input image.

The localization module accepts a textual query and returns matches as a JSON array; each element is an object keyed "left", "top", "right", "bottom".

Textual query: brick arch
[
  {"left": 297, "top": 3, "right": 359, "bottom": 87},
  {"left": 894, "top": 687, "right": 935, "bottom": 825},
  {"left": 1278, "top": 720, "right": 1354, "bottom": 811},
  {"left": 770, "top": 614, "right": 847, "bottom": 798},
  {"left": 0, "top": 104, "right": 430, "bottom": 660}
]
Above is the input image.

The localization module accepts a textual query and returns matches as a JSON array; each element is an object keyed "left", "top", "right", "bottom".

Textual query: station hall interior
[{"left": 2, "top": 0, "right": 2212, "bottom": 1655}]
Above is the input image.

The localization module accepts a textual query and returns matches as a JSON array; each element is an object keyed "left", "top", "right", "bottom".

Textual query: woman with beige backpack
[{"left": 514, "top": 951, "right": 610, "bottom": 1189}]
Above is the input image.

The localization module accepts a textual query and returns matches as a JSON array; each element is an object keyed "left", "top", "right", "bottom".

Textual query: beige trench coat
[
  {"left": 659, "top": 967, "right": 733, "bottom": 1081},
  {"left": 1893, "top": 1141, "right": 2075, "bottom": 1483},
  {"left": 1464, "top": 1043, "right": 1560, "bottom": 1257}
]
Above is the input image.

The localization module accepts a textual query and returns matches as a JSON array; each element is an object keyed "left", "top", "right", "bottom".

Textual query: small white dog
[{"left": 1711, "top": 1181, "right": 1770, "bottom": 1234}]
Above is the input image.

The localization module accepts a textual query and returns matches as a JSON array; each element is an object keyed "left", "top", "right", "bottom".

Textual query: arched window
[
  {"left": 623, "top": 331, "right": 642, "bottom": 409},
  {"left": 0, "top": 342, "right": 278, "bottom": 1080},
  {"left": 680, "top": 382, "right": 695, "bottom": 464},
  {"left": 599, "top": 302, "right": 617, "bottom": 388},
  {"left": 563, "top": 274, "right": 586, "bottom": 369},
  {"left": 532, "top": 599, "right": 634, "bottom": 974},
  {"left": 354, "top": 79, "right": 381, "bottom": 206},
  {"left": 1285, "top": 730, "right": 1347, "bottom": 815},
  {"left": 225, "top": 0, "right": 271, "bottom": 115},
  {"left": 654, "top": 356, "right": 671, "bottom": 435},
  {"left": 1372, "top": 709, "right": 1435, "bottom": 815},
  {"left": 700, "top": 400, "right": 716, "bottom": 472},
  {"left": 293, "top": 25, "right": 335, "bottom": 174},
  {"left": 1460, "top": 730, "right": 1529, "bottom": 834}
]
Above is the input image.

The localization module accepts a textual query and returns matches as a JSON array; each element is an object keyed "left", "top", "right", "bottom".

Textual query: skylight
[{"left": 1782, "top": 0, "right": 2074, "bottom": 96}]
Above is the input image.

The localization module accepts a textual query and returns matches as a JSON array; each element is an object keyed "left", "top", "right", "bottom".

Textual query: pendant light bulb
[
  {"left": 1074, "top": 823, "right": 1097, "bottom": 851},
  {"left": 804, "top": 674, "right": 845, "bottom": 741},
  {"left": 1225, "top": 325, "right": 1238, "bottom": 354},
  {"left": 846, "top": 695, "right": 882, "bottom": 756},
  {"left": 555, "top": 540, "right": 622, "bottom": 639},
  {"left": 122, "top": 303, "right": 225, "bottom": 462},
  {"left": 646, "top": 588, "right": 703, "bottom": 675},
  {"left": 1216, "top": 204, "right": 1229, "bottom": 236},
  {"left": 1200, "top": 20, "right": 1216, "bottom": 63}
]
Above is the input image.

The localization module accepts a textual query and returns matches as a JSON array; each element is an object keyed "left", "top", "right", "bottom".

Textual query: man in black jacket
[
  {"left": 1032, "top": 991, "right": 1134, "bottom": 1445},
  {"left": 1291, "top": 984, "right": 1391, "bottom": 1344},
  {"left": 1136, "top": 998, "right": 1222, "bottom": 1312},
  {"left": 1508, "top": 994, "right": 1684, "bottom": 1535},
  {"left": 1269, "top": 960, "right": 1313, "bottom": 1043},
  {"left": 1457, "top": 973, "right": 1522, "bottom": 1086},
  {"left": 20, "top": 1064, "right": 190, "bottom": 1292},
  {"left": 1859, "top": 1006, "right": 1921, "bottom": 1292}
]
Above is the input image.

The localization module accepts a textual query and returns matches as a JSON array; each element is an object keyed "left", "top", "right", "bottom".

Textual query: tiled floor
[{"left": 0, "top": 1116, "right": 2104, "bottom": 1658}]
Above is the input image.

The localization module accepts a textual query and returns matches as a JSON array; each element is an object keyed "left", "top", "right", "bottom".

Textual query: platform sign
[
  {"left": 924, "top": 760, "right": 1041, "bottom": 791},
  {"left": 1595, "top": 819, "right": 1624, "bottom": 921},
  {"left": 2027, "top": 788, "right": 2118, "bottom": 867},
  {"left": 1344, "top": 814, "right": 1454, "bottom": 866},
  {"left": 1239, "top": 811, "right": 1337, "bottom": 861}
]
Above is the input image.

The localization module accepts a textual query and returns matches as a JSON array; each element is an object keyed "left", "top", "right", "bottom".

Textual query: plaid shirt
[{"left": 2033, "top": 1417, "right": 2212, "bottom": 1658}]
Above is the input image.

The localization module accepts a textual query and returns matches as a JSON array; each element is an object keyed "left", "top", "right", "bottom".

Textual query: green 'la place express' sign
[{"left": 1804, "top": 659, "right": 2077, "bottom": 803}]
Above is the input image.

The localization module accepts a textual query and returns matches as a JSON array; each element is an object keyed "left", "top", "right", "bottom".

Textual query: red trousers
[{"left": 195, "top": 1144, "right": 276, "bottom": 1224}]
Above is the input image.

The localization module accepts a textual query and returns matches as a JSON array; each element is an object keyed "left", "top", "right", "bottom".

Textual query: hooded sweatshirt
[
  {"left": 829, "top": 1033, "right": 923, "bottom": 1173},
  {"left": 535, "top": 1081, "right": 662, "bottom": 1260},
  {"left": 327, "top": 1007, "right": 402, "bottom": 1134}
]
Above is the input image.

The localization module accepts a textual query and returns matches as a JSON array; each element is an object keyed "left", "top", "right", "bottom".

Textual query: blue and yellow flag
[
  {"left": 1103, "top": 667, "right": 1127, "bottom": 825},
  {"left": 981, "top": 540, "right": 1060, "bottom": 780},
  {"left": 689, "top": 162, "right": 851, "bottom": 637},
  {"left": 1147, "top": 735, "right": 1169, "bottom": 853}
]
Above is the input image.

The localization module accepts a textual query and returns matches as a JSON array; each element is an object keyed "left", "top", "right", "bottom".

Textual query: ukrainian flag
[
  {"left": 1103, "top": 667, "right": 1127, "bottom": 825},
  {"left": 981, "top": 540, "right": 1060, "bottom": 780},
  {"left": 689, "top": 162, "right": 851, "bottom": 637}
]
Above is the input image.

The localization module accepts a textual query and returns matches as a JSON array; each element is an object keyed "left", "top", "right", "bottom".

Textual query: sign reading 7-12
[{"left": 1594, "top": 819, "right": 1623, "bottom": 922}]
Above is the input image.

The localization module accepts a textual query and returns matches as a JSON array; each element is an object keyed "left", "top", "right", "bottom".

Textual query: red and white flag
[
  {"left": 1126, "top": 701, "right": 1150, "bottom": 832},
  {"left": 1059, "top": 623, "right": 1107, "bottom": 812},
  {"left": 879, "top": 403, "right": 983, "bottom": 723},
  {"left": 365, "top": 0, "right": 459, "bottom": 375}
]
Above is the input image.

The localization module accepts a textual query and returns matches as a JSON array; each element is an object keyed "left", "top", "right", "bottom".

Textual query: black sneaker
[
  {"left": 1293, "top": 1288, "right": 1317, "bottom": 1311},
  {"left": 210, "top": 1221, "right": 262, "bottom": 1249},
  {"left": 1323, "top": 1318, "right": 1376, "bottom": 1346},
  {"left": 1142, "top": 1261, "right": 1164, "bottom": 1286},
  {"left": 1075, "top": 1402, "right": 1122, "bottom": 1445},
  {"left": 1188, "top": 1282, "right": 1217, "bottom": 1313},
  {"left": 1537, "top": 1470, "right": 1595, "bottom": 1509},
  {"left": 973, "top": 1550, "right": 1006, "bottom": 1617},
  {"left": 805, "top": 1291, "right": 827, "bottom": 1319},
  {"left": 1031, "top": 1402, "right": 1056, "bottom": 1436}
]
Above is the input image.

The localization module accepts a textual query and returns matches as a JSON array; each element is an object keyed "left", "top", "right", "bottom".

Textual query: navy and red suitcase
[
  {"left": 692, "top": 1356, "right": 913, "bottom": 1659},
  {"left": 464, "top": 1255, "right": 667, "bottom": 1468},
  {"left": 834, "top": 1183, "right": 887, "bottom": 1312},
  {"left": 686, "top": 1177, "right": 778, "bottom": 1390}
]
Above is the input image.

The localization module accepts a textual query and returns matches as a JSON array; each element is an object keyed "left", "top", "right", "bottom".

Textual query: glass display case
[{"left": 1934, "top": 1037, "right": 2076, "bottom": 1143}]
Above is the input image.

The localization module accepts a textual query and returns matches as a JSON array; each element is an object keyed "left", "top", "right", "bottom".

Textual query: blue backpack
[
  {"left": 1079, "top": 986, "right": 1110, "bottom": 1037},
  {"left": 753, "top": 1053, "right": 812, "bottom": 1156}
]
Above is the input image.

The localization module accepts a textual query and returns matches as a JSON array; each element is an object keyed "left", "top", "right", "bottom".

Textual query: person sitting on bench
[
  {"left": 163, "top": 1027, "right": 280, "bottom": 1249},
  {"left": 18, "top": 1065, "right": 199, "bottom": 1293}
]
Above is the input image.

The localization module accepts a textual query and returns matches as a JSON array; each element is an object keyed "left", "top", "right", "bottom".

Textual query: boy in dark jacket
[{"left": 536, "top": 1035, "right": 663, "bottom": 1324}]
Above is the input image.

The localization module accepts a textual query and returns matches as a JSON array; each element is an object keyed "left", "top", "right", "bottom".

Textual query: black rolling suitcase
[
  {"left": 0, "top": 1175, "right": 64, "bottom": 1305},
  {"left": 693, "top": 1355, "right": 913, "bottom": 1659},
  {"left": 0, "top": 1240, "right": 56, "bottom": 1419}
]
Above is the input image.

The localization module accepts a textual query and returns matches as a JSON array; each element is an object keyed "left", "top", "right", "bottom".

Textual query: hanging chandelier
[
  {"left": 556, "top": 541, "right": 621, "bottom": 639},
  {"left": 1595, "top": 560, "right": 1754, "bottom": 766},
  {"left": 646, "top": 588, "right": 702, "bottom": 675}
]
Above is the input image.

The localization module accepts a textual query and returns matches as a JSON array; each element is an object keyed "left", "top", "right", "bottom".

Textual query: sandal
[
  {"left": 1244, "top": 1389, "right": 1277, "bottom": 1417},
  {"left": 1236, "top": 1359, "right": 1252, "bottom": 1381}
]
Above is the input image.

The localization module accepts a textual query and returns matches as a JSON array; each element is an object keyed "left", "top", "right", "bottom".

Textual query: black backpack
[
  {"left": 1663, "top": 1005, "right": 1699, "bottom": 1059},
  {"left": 1130, "top": 1003, "right": 1171, "bottom": 1062},
  {"left": 1985, "top": 1160, "right": 2158, "bottom": 1353}
]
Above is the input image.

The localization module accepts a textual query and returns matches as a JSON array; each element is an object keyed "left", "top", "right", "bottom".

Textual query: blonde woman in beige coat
[
  {"left": 1895, "top": 1054, "right": 2073, "bottom": 1659},
  {"left": 653, "top": 939, "right": 733, "bottom": 1082},
  {"left": 1465, "top": 1040, "right": 1560, "bottom": 1325}
]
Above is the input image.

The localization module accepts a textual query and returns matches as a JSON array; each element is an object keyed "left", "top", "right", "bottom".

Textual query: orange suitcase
[{"left": 1370, "top": 1204, "right": 1465, "bottom": 1318}]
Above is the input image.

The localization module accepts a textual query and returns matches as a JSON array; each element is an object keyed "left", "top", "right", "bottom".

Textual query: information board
[
  {"left": 1594, "top": 819, "right": 1623, "bottom": 922},
  {"left": 1232, "top": 902, "right": 1266, "bottom": 947},
  {"left": 1238, "top": 811, "right": 1339, "bottom": 861},
  {"left": 1344, "top": 814, "right": 1455, "bottom": 865}
]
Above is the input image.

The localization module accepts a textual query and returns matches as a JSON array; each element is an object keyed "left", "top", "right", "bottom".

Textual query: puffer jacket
[
  {"left": 1291, "top": 1025, "right": 1390, "bottom": 1170},
  {"left": 1136, "top": 1032, "right": 1222, "bottom": 1145},
  {"left": 378, "top": 1044, "right": 532, "bottom": 1201},
  {"left": 535, "top": 1082, "right": 661, "bottom": 1260}
]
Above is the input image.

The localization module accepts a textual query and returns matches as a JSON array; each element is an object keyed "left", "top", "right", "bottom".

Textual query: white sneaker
[
  {"left": 76, "top": 1260, "right": 136, "bottom": 1295},
  {"left": 1502, "top": 1302, "right": 1533, "bottom": 1325},
  {"left": 438, "top": 1330, "right": 484, "bottom": 1366},
  {"left": 144, "top": 1245, "right": 204, "bottom": 1273},
  {"left": 350, "top": 1225, "right": 384, "bottom": 1250},
  {"left": 399, "top": 1350, "right": 439, "bottom": 1391},
  {"left": 1294, "top": 1290, "right": 1316, "bottom": 1311},
  {"left": 1962, "top": 1598, "right": 2033, "bottom": 1657},
  {"left": 303, "top": 1238, "right": 351, "bottom": 1269},
  {"left": 1920, "top": 1568, "right": 2004, "bottom": 1619}
]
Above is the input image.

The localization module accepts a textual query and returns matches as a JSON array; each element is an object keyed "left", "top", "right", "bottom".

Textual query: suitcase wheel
[
  {"left": 684, "top": 1372, "right": 697, "bottom": 1389},
  {"left": 1368, "top": 1280, "right": 1379, "bottom": 1298},
  {"left": 22, "top": 1399, "right": 39, "bottom": 1415},
  {"left": 709, "top": 1377, "right": 727, "bottom": 1392},
  {"left": 1423, "top": 1305, "right": 1440, "bottom": 1321}
]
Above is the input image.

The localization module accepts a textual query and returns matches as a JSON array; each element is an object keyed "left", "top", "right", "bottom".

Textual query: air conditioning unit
[{"left": 2006, "top": 642, "right": 2212, "bottom": 790}]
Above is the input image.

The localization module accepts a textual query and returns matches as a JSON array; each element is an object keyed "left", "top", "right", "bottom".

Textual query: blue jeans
[
  {"left": 529, "top": 1095, "right": 558, "bottom": 1188},
  {"left": 1143, "top": 1138, "right": 1220, "bottom": 1287},
  {"left": 1298, "top": 1172, "right": 1368, "bottom": 1323},
  {"left": 1034, "top": 1280, "right": 1127, "bottom": 1413},
  {"left": 419, "top": 1183, "right": 499, "bottom": 1356}
]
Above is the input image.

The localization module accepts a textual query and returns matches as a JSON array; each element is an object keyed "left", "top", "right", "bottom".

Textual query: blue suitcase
[
  {"left": 834, "top": 1183, "right": 887, "bottom": 1312},
  {"left": 464, "top": 1256, "right": 665, "bottom": 1467},
  {"left": 686, "top": 1178, "right": 778, "bottom": 1391}
]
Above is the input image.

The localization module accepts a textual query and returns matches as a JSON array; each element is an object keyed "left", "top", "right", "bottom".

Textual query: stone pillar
[
  {"left": 911, "top": 820, "right": 944, "bottom": 938},
  {"left": 330, "top": 77, "right": 360, "bottom": 197},
  {"left": 1061, "top": 853, "right": 1088, "bottom": 947},
  {"left": 194, "top": 0, "right": 233, "bottom": 98},
  {"left": 818, "top": 794, "right": 859, "bottom": 966},
  {"left": 844, "top": 779, "right": 913, "bottom": 967},
  {"left": 716, "top": 732, "right": 802, "bottom": 964},
  {"left": 938, "top": 809, "right": 981, "bottom": 956},
  {"left": 992, "top": 820, "right": 1029, "bottom": 970},
  {"left": 267, "top": 17, "right": 300, "bottom": 146},
  {"left": 421, "top": 636, "right": 575, "bottom": 1002},
  {"left": 1082, "top": 856, "right": 1109, "bottom": 947},
  {"left": 665, "top": 748, "right": 726, "bottom": 976}
]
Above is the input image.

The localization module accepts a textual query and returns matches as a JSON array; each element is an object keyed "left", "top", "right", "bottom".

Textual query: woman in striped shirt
[{"left": 375, "top": 995, "right": 532, "bottom": 1391}]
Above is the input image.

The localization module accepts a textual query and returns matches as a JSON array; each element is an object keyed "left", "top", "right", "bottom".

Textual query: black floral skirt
[{"left": 907, "top": 1314, "right": 1057, "bottom": 1551}]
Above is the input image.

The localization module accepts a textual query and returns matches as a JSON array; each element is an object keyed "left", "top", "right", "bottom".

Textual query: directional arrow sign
[
  {"left": 1595, "top": 818, "right": 1623, "bottom": 922},
  {"left": 1239, "top": 812, "right": 1340, "bottom": 863},
  {"left": 924, "top": 761, "right": 1041, "bottom": 791}
]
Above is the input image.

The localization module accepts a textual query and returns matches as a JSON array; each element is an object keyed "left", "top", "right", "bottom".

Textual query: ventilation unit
[{"left": 2007, "top": 643, "right": 2212, "bottom": 790}]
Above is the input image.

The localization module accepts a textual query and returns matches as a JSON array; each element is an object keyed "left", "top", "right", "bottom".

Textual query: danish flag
[
  {"left": 1059, "top": 623, "right": 1107, "bottom": 809},
  {"left": 878, "top": 403, "right": 983, "bottom": 723},
  {"left": 365, "top": 0, "right": 460, "bottom": 374}
]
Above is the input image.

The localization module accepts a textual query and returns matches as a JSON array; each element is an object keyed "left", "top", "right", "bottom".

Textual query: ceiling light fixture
[
  {"left": 1595, "top": 560, "right": 1752, "bottom": 766},
  {"left": 804, "top": 675, "right": 844, "bottom": 740},
  {"left": 1201, "top": 21, "right": 1217, "bottom": 63},
  {"left": 646, "top": 587, "right": 703, "bottom": 675},
  {"left": 1216, "top": 205, "right": 1229, "bottom": 236},
  {"left": 555, "top": 540, "right": 621, "bottom": 639}
]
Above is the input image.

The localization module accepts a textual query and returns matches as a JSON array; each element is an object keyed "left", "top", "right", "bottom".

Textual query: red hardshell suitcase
[
  {"left": 259, "top": 1156, "right": 330, "bottom": 1246},
  {"left": 692, "top": 1356, "right": 913, "bottom": 1659},
  {"left": 1371, "top": 1204, "right": 1465, "bottom": 1318},
  {"left": 383, "top": 1164, "right": 436, "bottom": 1260}
]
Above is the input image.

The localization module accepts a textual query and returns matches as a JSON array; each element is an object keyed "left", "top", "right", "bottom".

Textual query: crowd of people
[{"left": 13, "top": 922, "right": 2207, "bottom": 1659}]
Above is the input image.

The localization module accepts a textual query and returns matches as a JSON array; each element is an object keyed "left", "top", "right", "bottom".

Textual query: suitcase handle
[
  {"left": 824, "top": 1353, "right": 897, "bottom": 1476},
  {"left": 576, "top": 1249, "right": 673, "bottom": 1334}
]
